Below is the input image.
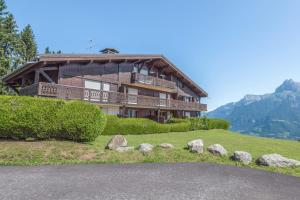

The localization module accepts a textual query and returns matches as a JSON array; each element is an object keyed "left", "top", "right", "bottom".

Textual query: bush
[
  {"left": 102, "top": 116, "right": 230, "bottom": 135},
  {"left": 0, "top": 96, "right": 106, "bottom": 142},
  {"left": 167, "top": 118, "right": 191, "bottom": 132},
  {"left": 0, "top": 95, "right": 64, "bottom": 139},
  {"left": 56, "top": 101, "right": 107, "bottom": 142},
  {"left": 188, "top": 117, "right": 209, "bottom": 130},
  {"left": 102, "top": 116, "right": 170, "bottom": 135},
  {"left": 207, "top": 118, "right": 230, "bottom": 130},
  {"left": 186, "top": 117, "right": 229, "bottom": 131}
]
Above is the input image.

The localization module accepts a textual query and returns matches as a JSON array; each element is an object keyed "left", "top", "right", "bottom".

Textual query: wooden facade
[{"left": 3, "top": 51, "right": 208, "bottom": 122}]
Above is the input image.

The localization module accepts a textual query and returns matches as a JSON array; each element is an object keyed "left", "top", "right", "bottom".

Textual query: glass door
[
  {"left": 128, "top": 88, "right": 138, "bottom": 104},
  {"left": 159, "top": 92, "right": 167, "bottom": 106},
  {"left": 102, "top": 82, "right": 110, "bottom": 102},
  {"left": 84, "top": 80, "right": 101, "bottom": 101}
]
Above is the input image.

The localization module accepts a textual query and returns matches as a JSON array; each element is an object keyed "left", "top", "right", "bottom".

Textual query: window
[
  {"left": 159, "top": 92, "right": 167, "bottom": 106},
  {"left": 128, "top": 88, "right": 138, "bottom": 95},
  {"left": 84, "top": 80, "right": 101, "bottom": 101},
  {"left": 133, "top": 65, "right": 138, "bottom": 73},
  {"left": 178, "top": 80, "right": 183, "bottom": 88},
  {"left": 185, "top": 111, "right": 191, "bottom": 117},
  {"left": 128, "top": 88, "right": 138, "bottom": 104},
  {"left": 159, "top": 92, "right": 166, "bottom": 99},
  {"left": 84, "top": 80, "right": 101, "bottom": 90},
  {"left": 102, "top": 83, "right": 110, "bottom": 91},
  {"left": 140, "top": 66, "right": 148, "bottom": 76},
  {"left": 128, "top": 109, "right": 137, "bottom": 118}
]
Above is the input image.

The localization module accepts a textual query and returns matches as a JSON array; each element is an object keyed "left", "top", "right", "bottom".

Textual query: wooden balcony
[
  {"left": 131, "top": 72, "right": 176, "bottom": 90},
  {"left": 19, "top": 82, "right": 207, "bottom": 111}
]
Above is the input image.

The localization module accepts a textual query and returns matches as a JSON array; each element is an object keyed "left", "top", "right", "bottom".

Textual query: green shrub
[
  {"left": 188, "top": 117, "right": 209, "bottom": 130},
  {"left": 185, "top": 117, "right": 229, "bottom": 131},
  {"left": 207, "top": 118, "right": 230, "bottom": 130},
  {"left": 56, "top": 101, "right": 107, "bottom": 142},
  {"left": 167, "top": 118, "right": 191, "bottom": 132},
  {"left": 0, "top": 96, "right": 106, "bottom": 142},
  {"left": 102, "top": 115, "right": 229, "bottom": 135},
  {"left": 102, "top": 116, "right": 170, "bottom": 135},
  {"left": 102, "top": 115, "right": 120, "bottom": 135},
  {"left": 0, "top": 95, "right": 64, "bottom": 139}
]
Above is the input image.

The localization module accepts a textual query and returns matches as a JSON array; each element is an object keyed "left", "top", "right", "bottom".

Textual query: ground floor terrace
[{"left": 101, "top": 105, "right": 200, "bottom": 122}]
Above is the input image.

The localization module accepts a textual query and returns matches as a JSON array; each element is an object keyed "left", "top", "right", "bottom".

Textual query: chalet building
[{"left": 2, "top": 48, "right": 207, "bottom": 122}]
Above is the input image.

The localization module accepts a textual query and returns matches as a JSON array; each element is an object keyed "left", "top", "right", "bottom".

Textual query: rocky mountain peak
[
  {"left": 208, "top": 79, "right": 300, "bottom": 140},
  {"left": 275, "top": 79, "right": 300, "bottom": 93}
]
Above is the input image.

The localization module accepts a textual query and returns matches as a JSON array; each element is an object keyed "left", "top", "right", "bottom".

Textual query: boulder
[
  {"left": 159, "top": 143, "right": 174, "bottom": 149},
  {"left": 207, "top": 144, "right": 227, "bottom": 156},
  {"left": 232, "top": 151, "right": 252, "bottom": 165},
  {"left": 106, "top": 135, "right": 128, "bottom": 150},
  {"left": 138, "top": 143, "right": 154, "bottom": 153},
  {"left": 115, "top": 146, "right": 135, "bottom": 153},
  {"left": 187, "top": 139, "right": 204, "bottom": 153},
  {"left": 257, "top": 154, "right": 300, "bottom": 167}
]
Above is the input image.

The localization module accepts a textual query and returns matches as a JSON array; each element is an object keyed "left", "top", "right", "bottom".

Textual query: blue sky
[{"left": 6, "top": 0, "right": 300, "bottom": 110}]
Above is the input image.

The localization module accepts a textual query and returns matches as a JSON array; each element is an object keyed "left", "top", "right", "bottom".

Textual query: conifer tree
[{"left": 19, "top": 24, "right": 37, "bottom": 62}]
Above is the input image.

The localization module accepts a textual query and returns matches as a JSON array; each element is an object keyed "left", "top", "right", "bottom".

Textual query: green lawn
[{"left": 0, "top": 130, "right": 300, "bottom": 177}]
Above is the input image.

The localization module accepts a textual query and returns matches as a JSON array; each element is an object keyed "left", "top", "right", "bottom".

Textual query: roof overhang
[{"left": 2, "top": 54, "right": 208, "bottom": 97}]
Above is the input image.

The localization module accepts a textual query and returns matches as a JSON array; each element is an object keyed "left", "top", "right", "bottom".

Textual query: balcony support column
[
  {"left": 121, "top": 105, "right": 126, "bottom": 118},
  {"left": 34, "top": 70, "right": 40, "bottom": 83},
  {"left": 157, "top": 109, "right": 160, "bottom": 122}
]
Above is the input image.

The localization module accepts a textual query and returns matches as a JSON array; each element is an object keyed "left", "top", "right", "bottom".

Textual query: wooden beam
[
  {"left": 40, "top": 70, "right": 54, "bottom": 83},
  {"left": 21, "top": 77, "right": 26, "bottom": 87},
  {"left": 34, "top": 70, "right": 40, "bottom": 83},
  {"left": 41, "top": 66, "right": 58, "bottom": 71}
]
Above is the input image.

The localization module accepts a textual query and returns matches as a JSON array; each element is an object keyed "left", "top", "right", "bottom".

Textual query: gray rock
[
  {"left": 257, "top": 154, "right": 300, "bottom": 167},
  {"left": 115, "top": 146, "right": 135, "bottom": 153},
  {"left": 138, "top": 143, "right": 154, "bottom": 153},
  {"left": 159, "top": 143, "right": 174, "bottom": 149},
  {"left": 207, "top": 144, "right": 227, "bottom": 156},
  {"left": 187, "top": 139, "right": 204, "bottom": 153},
  {"left": 106, "top": 135, "right": 128, "bottom": 150},
  {"left": 232, "top": 151, "right": 252, "bottom": 165}
]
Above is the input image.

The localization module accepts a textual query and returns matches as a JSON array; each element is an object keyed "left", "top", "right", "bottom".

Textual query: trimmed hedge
[
  {"left": 189, "top": 117, "right": 208, "bottom": 131},
  {"left": 102, "top": 115, "right": 230, "bottom": 135},
  {"left": 102, "top": 115, "right": 170, "bottom": 135},
  {"left": 188, "top": 117, "right": 230, "bottom": 130},
  {"left": 0, "top": 96, "right": 106, "bottom": 142},
  {"left": 167, "top": 118, "right": 191, "bottom": 132},
  {"left": 207, "top": 118, "right": 230, "bottom": 130}
]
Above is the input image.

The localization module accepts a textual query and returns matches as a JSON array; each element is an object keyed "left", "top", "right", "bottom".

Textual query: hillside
[
  {"left": 1, "top": 130, "right": 300, "bottom": 176},
  {"left": 208, "top": 79, "right": 300, "bottom": 140}
]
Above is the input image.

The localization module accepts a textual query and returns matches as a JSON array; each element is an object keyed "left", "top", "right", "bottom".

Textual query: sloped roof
[{"left": 2, "top": 53, "right": 208, "bottom": 97}]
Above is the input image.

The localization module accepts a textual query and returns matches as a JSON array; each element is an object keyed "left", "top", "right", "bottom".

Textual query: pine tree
[
  {"left": 44, "top": 46, "right": 62, "bottom": 54},
  {"left": 44, "top": 46, "right": 51, "bottom": 54},
  {"left": 0, "top": 0, "right": 9, "bottom": 94},
  {"left": 0, "top": 0, "right": 7, "bottom": 16},
  {"left": 19, "top": 24, "right": 37, "bottom": 62},
  {"left": 2, "top": 13, "right": 20, "bottom": 71}
]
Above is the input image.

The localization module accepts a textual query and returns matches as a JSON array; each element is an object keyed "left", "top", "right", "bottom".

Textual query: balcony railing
[
  {"left": 19, "top": 82, "right": 207, "bottom": 111},
  {"left": 131, "top": 72, "right": 176, "bottom": 90}
]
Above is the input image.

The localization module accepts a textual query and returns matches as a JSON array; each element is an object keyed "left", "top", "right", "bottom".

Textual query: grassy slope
[{"left": 0, "top": 130, "right": 300, "bottom": 176}]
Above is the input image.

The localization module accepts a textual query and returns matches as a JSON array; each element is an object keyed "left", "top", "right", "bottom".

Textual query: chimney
[{"left": 100, "top": 48, "right": 119, "bottom": 54}]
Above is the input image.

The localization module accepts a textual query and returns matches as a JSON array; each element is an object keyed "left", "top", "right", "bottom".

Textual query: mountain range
[{"left": 208, "top": 79, "right": 300, "bottom": 140}]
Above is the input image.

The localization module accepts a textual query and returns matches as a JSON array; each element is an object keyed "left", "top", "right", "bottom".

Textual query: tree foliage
[
  {"left": 19, "top": 24, "right": 37, "bottom": 63},
  {"left": 44, "top": 46, "right": 62, "bottom": 54},
  {"left": 0, "top": 0, "right": 37, "bottom": 94}
]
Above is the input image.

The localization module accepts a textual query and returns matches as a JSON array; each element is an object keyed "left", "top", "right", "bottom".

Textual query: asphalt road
[{"left": 0, "top": 163, "right": 299, "bottom": 200}]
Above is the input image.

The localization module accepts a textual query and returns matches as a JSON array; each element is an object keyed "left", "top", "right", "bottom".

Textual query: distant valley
[{"left": 208, "top": 79, "right": 300, "bottom": 140}]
